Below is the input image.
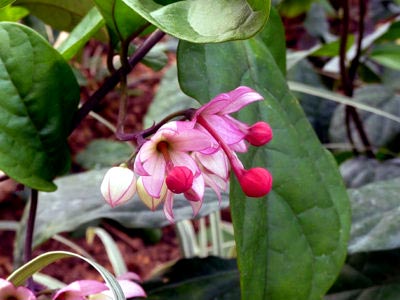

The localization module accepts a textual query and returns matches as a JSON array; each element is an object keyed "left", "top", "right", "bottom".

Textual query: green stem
[{"left": 24, "top": 189, "right": 38, "bottom": 289}]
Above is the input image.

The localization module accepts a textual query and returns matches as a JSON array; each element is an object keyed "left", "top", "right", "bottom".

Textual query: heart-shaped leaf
[
  {"left": 0, "top": 22, "right": 79, "bottom": 191},
  {"left": 348, "top": 177, "right": 400, "bottom": 253},
  {"left": 121, "top": 0, "right": 270, "bottom": 43},
  {"left": 177, "top": 8, "right": 350, "bottom": 300}
]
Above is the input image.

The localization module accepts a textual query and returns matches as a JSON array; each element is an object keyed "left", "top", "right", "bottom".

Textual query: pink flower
[
  {"left": 192, "top": 87, "right": 273, "bottom": 198},
  {"left": 52, "top": 279, "right": 146, "bottom": 300},
  {"left": 134, "top": 121, "right": 216, "bottom": 221},
  {"left": 193, "top": 86, "right": 264, "bottom": 151},
  {"left": 0, "top": 279, "right": 36, "bottom": 300},
  {"left": 101, "top": 166, "right": 136, "bottom": 207}
]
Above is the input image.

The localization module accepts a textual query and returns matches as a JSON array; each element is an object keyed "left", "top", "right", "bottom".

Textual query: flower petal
[
  {"left": 171, "top": 128, "right": 216, "bottom": 152},
  {"left": 141, "top": 154, "right": 166, "bottom": 198},
  {"left": 163, "top": 191, "right": 175, "bottom": 223},
  {"left": 203, "top": 115, "right": 245, "bottom": 145},
  {"left": 184, "top": 175, "right": 204, "bottom": 203},
  {"left": 52, "top": 280, "right": 108, "bottom": 300},
  {"left": 219, "top": 86, "right": 263, "bottom": 114},
  {"left": 169, "top": 151, "right": 199, "bottom": 175},
  {"left": 97, "top": 280, "right": 146, "bottom": 299}
]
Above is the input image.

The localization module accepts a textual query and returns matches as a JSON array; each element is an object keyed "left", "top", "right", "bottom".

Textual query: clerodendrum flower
[
  {"left": 0, "top": 278, "right": 36, "bottom": 300},
  {"left": 101, "top": 86, "right": 273, "bottom": 221},
  {"left": 192, "top": 86, "right": 273, "bottom": 198},
  {"left": 52, "top": 278, "right": 146, "bottom": 300},
  {"left": 134, "top": 121, "right": 216, "bottom": 222}
]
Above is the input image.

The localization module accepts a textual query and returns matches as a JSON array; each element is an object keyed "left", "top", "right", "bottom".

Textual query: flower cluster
[{"left": 101, "top": 86, "right": 273, "bottom": 222}]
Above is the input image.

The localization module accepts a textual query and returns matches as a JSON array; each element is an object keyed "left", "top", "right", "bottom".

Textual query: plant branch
[
  {"left": 71, "top": 29, "right": 166, "bottom": 131},
  {"left": 340, "top": 0, "right": 374, "bottom": 157}
]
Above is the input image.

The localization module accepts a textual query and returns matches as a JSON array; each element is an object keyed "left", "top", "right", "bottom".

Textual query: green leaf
[
  {"left": 278, "top": 0, "right": 313, "bottom": 17},
  {"left": 329, "top": 85, "right": 400, "bottom": 149},
  {"left": 177, "top": 12, "right": 350, "bottom": 300},
  {"left": 121, "top": 0, "right": 270, "bottom": 43},
  {"left": 0, "top": 0, "right": 15, "bottom": 8},
  {"left": 370, "top": 43, "right": 400, "bottom": 70},
  {"left": 289, "top": 82, "right": 400, "bottom": 124},
  {"left": 348, "top": 177, "right": 400, "bottom": 253},
  {"left": 340, "top": 157, "right": 400, "bottom": 188},
  {"left": 325, "top": 283, "right": 400, "bottom": 300},
  {"left": 0, "top": 4, "right": 29, "bottom": 21},
  {"left": 14, "top": 169, "right": 229, "bottom": 256},
  {"left": 144, "top": 257, "right": 240, "bottom": 300},
  {"left": 7, "top": 251, "right": 125, "bottom": 300},
  {"left": 144, "top": 63, "right": 200, "bottom": 129},
  {"left": 311, "top": 36, "right": 355, "bottom": 57},
  {"left": 0, "top": 22, "right": 79, "bottom": 191},
  {"left": 93, "top": 0, "right": 148, "bottom": 45},
  {"left": 57, "top": 7, "right": 105, "bottom": 60},
  {"left": 75, "top": 139, "right": 133, "bottom": 170},
  {"left": 87, "top": 227, "right": 128, "bottom": 276},
  {"left": 14, "top": 0, "right": 94, "bottom": 31}
]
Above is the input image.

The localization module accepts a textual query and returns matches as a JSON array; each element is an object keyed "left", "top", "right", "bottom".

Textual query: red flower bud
[
  {"left": 238, "top": 167, "right": 272, "bottom": 197},
  {"left": 245, "top": 122, "right": 273, "bottom": 146},
  {"left": 166, "top": 166, "right": 194, "bottom": 194}
]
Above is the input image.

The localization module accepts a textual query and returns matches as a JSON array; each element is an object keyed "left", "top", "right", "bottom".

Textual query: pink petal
[
  {"left": 169, "top": 151, "right": 200, "bottom": 175},
  {"left": 184, "top": 175, "right": 204, "bottom": 202},
  {"left": 230, "top": 140, "right": 248, "bottom": 153},
  {"left": 204, "top": 115, "right": 246, "bottom": 145},
  {"left": 141, "top": 154, "right": 166, "bottom": 198},
  {"left": 163, "top": 191, "right": 175, "bottom": 223},
  {"left": 100, "top": 280, "right": 146, "bottom": 298},
  {"left": 194, "top": 150, "right": 229, "bottom": 179},
  {"left": 219, "top": 86, "right": 263, "bottom": 114},
  {"left": 170, "top": 128, "right": 216, "bottom": 152},
  {"left": 52, "top": 280, "right": 107, "bottom": 300},
  {"left": 190, "top": 198, "right": 203, "bottom": 217}
]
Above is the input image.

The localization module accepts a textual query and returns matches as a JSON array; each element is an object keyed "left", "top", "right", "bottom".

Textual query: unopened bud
[
  {"left": 101, "top": 166, "right": 136, "bottom": 207},
  {"left": 166, "top": 166, "right": 193, "bottom": 194},
  {"left": 245, "top": 122, "right": 273, "bottom": 146},
  {"left": 238, "top": 167, "right": 272, "bottom": 197}
]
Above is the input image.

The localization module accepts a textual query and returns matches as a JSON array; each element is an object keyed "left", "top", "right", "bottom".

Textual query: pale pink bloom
[
  {"left": 52, "top": 280, "right": 108, "bottom": 300},
  {"left": 90, "top": 280, "right": 146, "bottom": 299},
  {"left": 134, "top": 121, "right": 216, "bottom": 221},
  {"left": 0, "top": 278, "right": 36, "bottom": 300},
  {"left": 193, "top": 86, "right": 264, "bottom": 151},
  {"left": 52, "top": 279, "right": 146, "bottom": 300},
  {"left": 101, "top": 166, "right": 136, "bottom": 207}
]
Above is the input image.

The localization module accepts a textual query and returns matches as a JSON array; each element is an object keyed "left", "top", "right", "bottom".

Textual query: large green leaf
[
  {"left": 0, "top": 4, "right": 28, "bottom": 21},
  {"left": 93, "top": 0, "right": 149, "bottom": 46},
  {"left": 325, "top": 283, "right": 400, "bottom": 300},
  {"left": 121, "top": 0, "right": 270, "bottom": 43},
  {"left": 177, "top": 9, "right": 350, "bottom": 300},
  {"left": 348, "top": 177, "right": 400, "bottom": 253},
  {"left": 0, "top": 22, "right": 79, "bottom": 191},
  {"left": 329, "top": 85, "right": 400, "bottom": 150},
  {"left": 144, "top": 257, "right": 240, "bottom": 299},
  {"left": 14, "top": 0, "right": 94, "bottom": 31},
  {"left": 340, "top": 157, "right": 400, "bottom": 188}
]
